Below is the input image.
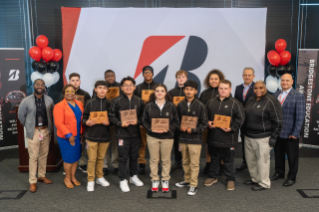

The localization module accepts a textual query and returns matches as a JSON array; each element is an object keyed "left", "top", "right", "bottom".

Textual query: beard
[{"left": 34, "top": 89, "right": 44, "bottom": 95}]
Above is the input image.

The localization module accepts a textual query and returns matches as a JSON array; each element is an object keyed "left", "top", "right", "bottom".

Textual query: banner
[
  {"left": 0, "top": 48, "right": 27, "bottom": 148},
  {"left": 296, "top": 49, "right": 319, "bottom": 147},
  {"left": 62, "top": 8, "right": 266, "bottom": 94}
]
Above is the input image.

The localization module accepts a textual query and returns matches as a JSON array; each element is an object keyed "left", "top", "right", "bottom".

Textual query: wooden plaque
[
  {"left": 181, "top": 116, "right": 198, "bottom": 129},
  {"left": 151, "top": 118, "right": 169, "bottom": 131},
  {"left": 214, "top": 114, "right": 231, "bottom": 129},
  {"left": 75, "top": 95, "right": 85, "bottom": 106},
  {"left": 106, "top": 87, "right": 120, "bottom": 100},
  {"left": 90, "top": 111, "right": 108, "bottom": 124},
  {"left": 173, "top": 96, "right": 185, "bottom": 106},
  {"left": 141, "top": 90, "right": 154, "bottom": 102},
  {"left": 120, "top": 109, "right": 137, "bottom": 123}
]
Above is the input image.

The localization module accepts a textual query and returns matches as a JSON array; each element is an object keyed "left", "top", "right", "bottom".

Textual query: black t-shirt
[{"left": 34, "top": 94, "right": 48, "bottom": 127}]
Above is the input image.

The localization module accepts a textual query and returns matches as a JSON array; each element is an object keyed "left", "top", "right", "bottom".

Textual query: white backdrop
[{"left": 65, "top": 8, "right": 266, "bottom": 94}]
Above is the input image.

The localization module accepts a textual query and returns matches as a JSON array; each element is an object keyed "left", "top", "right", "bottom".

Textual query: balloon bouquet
[
  {"left": 29, "top": 35, "right": 62, "bottom": 93},
  {"left": 265, "top": 39, "right": 295, "bottom": 93}
]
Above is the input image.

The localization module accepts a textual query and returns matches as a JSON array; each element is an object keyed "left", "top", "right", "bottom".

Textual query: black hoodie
[
  {"left": 109, "top": 94, "right": 144, "bottom": 139},
  {"left": 199, "top": 87, "right": 219, "bottom": 105},
  {"left": 82, "top": 96, "right": 111, "bottom": 142},
  {"left": 168, "top": 86, "right": 185, "bottom": 98},
  {"left": 206, "top": 96, "right": 245, "bottom": 148},
  {"left": 134, "top": 80, "right": 158, "bottom": 99}
]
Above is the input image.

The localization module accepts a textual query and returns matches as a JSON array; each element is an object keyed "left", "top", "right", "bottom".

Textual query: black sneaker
[
  {"left": 139, "top": 164, "right": 145, "bottom": 175},
  {"left": 79, "top": 165, "right": 87, "bottom": 173},
  {"left": 170, "top": 161, "right": 182, "bottom": 172},
  {"left": 202, "top": 162, "right": 210, "bottom": 174},
  {"left": 187, "top": 187, "right": 198, "bottom": 196},
  {"left": 103, "top": 168, "right": 108, "bottom": 176},
  {"left": 175, "top": 181, "right": 190, "bottom": 187}
]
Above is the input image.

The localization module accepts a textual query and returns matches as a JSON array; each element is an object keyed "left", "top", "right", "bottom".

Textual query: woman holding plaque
[
  {"left": 242, "top": 80, "right": 283, "bottom": 191},
  {"left": 142, "top": 84, "right": 179, "bottom": 193},
  {"left": 54, "top": 84, "right": 84, "bottom": 188},
  {"left": 199, "top": 69, "right": 225, "bottom": 174}
]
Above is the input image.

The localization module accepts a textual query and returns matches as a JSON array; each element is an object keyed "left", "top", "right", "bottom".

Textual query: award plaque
[
  {"left": 75, "top": 95, "right": 85, "bottom": 105},
  {"left": 141, "top": 90, "right": 154, "bottom": 102},
  {"left": 90, "top": 111, "right": 108, "bottom": 124},
  {"left": 173, "top": 96, "right": 185, "bottom": 106},
  {"left": 180, "top": 116, "right": 198, "bottom": 129},
  {"left": 151, "top": 118, "right": 169, "bottom": 131},
  {"left": 120, "top": 109, "right": 137, "bottom": 123},
  {"left": 106, "top": 87, "right": 120, "bottom": 100},
  {"left": 214, "top": 114, "right": 231, "bottom": 128}
]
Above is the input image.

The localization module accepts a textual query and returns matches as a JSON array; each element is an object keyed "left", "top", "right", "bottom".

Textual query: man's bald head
[{"left": 281, "top": 73, "right": 293, "bottom": 91}]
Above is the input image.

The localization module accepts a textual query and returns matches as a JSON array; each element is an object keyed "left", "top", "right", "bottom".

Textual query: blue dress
[{"left": 57, "top": 103, "right": 82, "bottom": 163}]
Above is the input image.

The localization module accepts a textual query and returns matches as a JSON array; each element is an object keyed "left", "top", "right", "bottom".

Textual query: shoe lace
[{"left": 190, "top": 187, "right": 196, "bottom": 192}]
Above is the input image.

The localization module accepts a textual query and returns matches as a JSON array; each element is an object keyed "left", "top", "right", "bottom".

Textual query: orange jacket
[{"left": 53, "top": 99, "right": 84, "bottom": 138}]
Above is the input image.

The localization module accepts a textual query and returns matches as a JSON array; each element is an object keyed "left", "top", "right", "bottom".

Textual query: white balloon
[
  {"left": 277, "top": 77, "right": 282, "bottom": 91},
  {"left": 52, "top": 72, "right": 60, "bottom": 84},
  {"left": 265, "top": 75, "right": 277, "bottom": 84},
  {"left": 266, "top": 79, "right": 278, "bottom": 93},
  {"left": 30, "top": 71, "right": 43, "bottom": 83},
  {"left": 42, "top": 73, "right": 55, "bottom": 87}
]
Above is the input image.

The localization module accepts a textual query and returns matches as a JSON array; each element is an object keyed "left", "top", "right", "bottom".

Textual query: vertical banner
[
  {"left": 296, "top": 49, "right": 319, "bottom": 147},
  {"left": 0, "top": 48, "right": 27, "bottom": 148}
]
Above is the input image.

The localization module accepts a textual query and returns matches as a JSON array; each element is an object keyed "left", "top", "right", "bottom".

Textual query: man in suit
[
  {"left": 234, "top": 67, "right": 255, "bottom": 171},
  {"left": 270, "top": 73, "right": 305, "bottom": 186}
]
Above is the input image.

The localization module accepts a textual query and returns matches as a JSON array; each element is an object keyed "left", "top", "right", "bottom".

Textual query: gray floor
[{"left": 0, "top": 146, "right": 318, "bottom": 212}]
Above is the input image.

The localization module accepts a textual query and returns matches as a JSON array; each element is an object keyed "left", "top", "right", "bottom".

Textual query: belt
[{"left": 35, "top": 126, "right": 47, "bottom": 130}]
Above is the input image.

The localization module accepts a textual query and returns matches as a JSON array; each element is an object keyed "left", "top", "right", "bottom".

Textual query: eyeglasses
[
  {"left": 65, "top": 90, "right": 75, "bottom": 94},
  {"left": 144, "top": 71, "right": 152, "bottom": 74},
  {"left": 34, "top": 84, "right": 45, "bottom": 88},
  {"left": 122, "top": 85, "right": 134, "bottom": 88}
]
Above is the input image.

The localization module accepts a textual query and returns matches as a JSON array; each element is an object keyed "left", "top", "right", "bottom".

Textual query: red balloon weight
[
  {"left": 29, "top": 46, "right": 42, "bottom": 62},
  {"left": 280, "top": 51, "right": 291, "bottom": 65},
  {"left": 52, "top": 49, "right": 63, "bottom": 62},
  {"left": 42, "top": 47, "right": 54, "bottom": 62},
  {"left": 268, "top": 52, "right": 281, "bottom": 66},
  {"left": 275, "top": 39, "right": 287, "bottom": 54},
  {"left": 267, "top": 50, "right": 277, "bottom": 59},
  {"left": 36, "top": 35, "right": 49, "bottom": 49}
]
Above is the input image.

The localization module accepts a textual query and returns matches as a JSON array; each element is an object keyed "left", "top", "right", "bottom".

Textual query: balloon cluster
[
  {"left": 29, "top": 35, "right": 62, "bottom": 87},
  {"left": 265, "top": 39, "right": 295, "bottom": 93}
]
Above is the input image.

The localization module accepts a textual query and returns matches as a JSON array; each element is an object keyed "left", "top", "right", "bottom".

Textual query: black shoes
[
  {"left": 171, "top": 161, "right": 182, "bottom": 172},
  {"left": 270, "top": 173, "right": 284, "bottom": 180},
  {"left": 283, "top": 180, "right": 295, "bottom": 186},
  {"left": 252, "top": 184, "right": 267, "bottom": 191},
  {"left": 236, "top": 162, "right": 247, "bottom": 171},
  {"left": 103, "top": 168, "right": 108, "bottom": 176},
  {"left": 139, "top": 164, "right": 146, "bottom": 175},
  {"left": 79, "top": 165, "right": 87, "bottom": 173},
  {"left": 244, "top": 180, "right": 258, "bottom": 185}
]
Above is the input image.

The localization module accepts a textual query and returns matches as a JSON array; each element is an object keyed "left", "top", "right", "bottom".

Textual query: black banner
[{"left": 0, "top": 49, "right": 27, "bottom": 148}]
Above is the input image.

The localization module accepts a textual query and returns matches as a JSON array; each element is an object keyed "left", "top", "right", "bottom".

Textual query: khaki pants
[
  {"left": 104, "top": 126, "right": 119, "bottom": 168},
  {"left": 180, "top": 143, "right": 202, "bottom": 187},
  {"left": 27, "top": 128, "right": 50, "bottom": 184},
  {"left": 245, "top": 136, "right": 272, "bottom": 188},
  {"left": 147, "top": 135, "right": 174, "bottom": 181},
  {"left": 87, "top": 140, "right": 110, "bottom": 182},
  {"left": 138, "top": 127, "right": 147, "bottom": 165}
]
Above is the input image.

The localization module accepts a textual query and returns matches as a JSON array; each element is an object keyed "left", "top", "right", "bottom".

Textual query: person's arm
[
  {"left": 268, "top": 98, "right": 283, "bottom": 144},
  {"left": 138, "top": 99, "right": 145, "bottom": 125},
  {"left": 192, "top": 103, "right": 208, "bottom": 133},
  {"left": 17, "top": 99, "right": 28, "bottom": 126},
  {"left": 109, "top": 99, "right": 122, "bottom": 127},
  {"left": 142, "top": 104, "right": 151, "bottom": 132},
  {"left": 229, "top": 101, "right": 245, "bottom": 133},
  {"left": 291, "top": 94, "right": 306, "bottom": 138},
  {"left": 53, "top": 104, "right": 72, "bottom": 137},
  {"left": 82, "top": 101, "right": 91, "bottom": 126}
]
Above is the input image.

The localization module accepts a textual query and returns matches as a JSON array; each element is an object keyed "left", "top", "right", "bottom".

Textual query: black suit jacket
[{"left": 234, "top": 82, "right": 255, "bottom": 106}]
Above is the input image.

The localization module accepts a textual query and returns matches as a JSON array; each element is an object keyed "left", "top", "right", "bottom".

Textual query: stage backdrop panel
[{"left": 62, "top": 8, "right": 266, "bottom": 95}]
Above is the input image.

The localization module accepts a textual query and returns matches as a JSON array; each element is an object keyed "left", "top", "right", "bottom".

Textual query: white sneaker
[
  {"left": 87, "top": 181, "right": 95, "bottom": 192},
  {"left": 161, "top": 180, "right": 169, "bottom": 193},
  {"left": 120, "top": 179, "right": 130, "bottom": 192},
  {"left": 151, "top": 180, "right": 160, "bottom": 192},
  {"left": 187, "top": 187, "right": 198, "bottom": 196},
  {"left": 96, "top": 177, "right": 110, "bottom": 187},
  {"left": 130, "top": 175, "right": 144, "bottom": 186}
]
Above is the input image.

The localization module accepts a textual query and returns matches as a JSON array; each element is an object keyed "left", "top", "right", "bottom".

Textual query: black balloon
[
  {"left": 285, "top": 64, "right": 295, "bottom": 75},
  {"left": 48, "top": 61, "right": 59, "bottom": 72},
  {"left": 276, "top": 65, "right": 287, "bottom": 78},
  {"left": 37, "top": 62, "right": 47, "bottom": 73},
  {"left": 267, "top": 65, "right": 276, "bottom": 77},
  {"left": 31, "top": 61, "right": 39, "bottom": 71}
]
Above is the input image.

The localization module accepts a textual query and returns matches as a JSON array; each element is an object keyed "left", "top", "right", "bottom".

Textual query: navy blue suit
[
  {"left": 234, "top": 82, "right": 255, "bottom": 164},
  {"left": 273, "top": 88, "right": 305, "bottom": 181}
]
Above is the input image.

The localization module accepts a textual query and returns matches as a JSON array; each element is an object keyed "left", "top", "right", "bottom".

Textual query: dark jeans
[
  {"left": 173, "top": 129, "right": 182, "bottom": 162},
  {"left": 241, "top": 134, "right": 246, "bottom": 164},
  {"left": 208, "top": 146, "right": 235, "bottom": 182},
  {"left": 274, "top": 137, "right": 299, "bottom": 181},
  {"left": 118, "top": 137, "right": 140, "bottom": 181}
]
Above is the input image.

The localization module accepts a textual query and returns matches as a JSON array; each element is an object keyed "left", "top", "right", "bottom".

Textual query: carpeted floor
[{"left": 0, "top": 145, "right": 318, "bottom": 212}]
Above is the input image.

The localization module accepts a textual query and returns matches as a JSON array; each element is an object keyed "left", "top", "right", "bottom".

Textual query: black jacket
[
  {"left": 168, "top": 86, "right": 185, "bottom": 98},
  {"left": 59, "top": 88, "right": 91, "bottom": 103},
  {"left": 199, "top": 87, "right": 219, "bottom": 105},
  {"left": 109, "top": 94, "right": 144, "bottom": 139},
  {"left": 142, "top": 101, "right": 179, "bottom": 139},
  {"left": 92, "top": 81, "right": 123, "bottom": 98},
  {"left": 177, "top": 98, "right": 208, "bottom": 144},
  {"left": 206, "top": 96, "right": 245, "bottom": 148},
  {"left": 243, "top": 94, "right": 283, "bottom": 143},
  {"left": 234, "top": 82, "right": 255, "bottom": 106},
  {"left": 134, "top": 80, "right": 158, "bottom": 99},
  {"left": 82, "top": 96, "right": 111, "bottom": 142}
]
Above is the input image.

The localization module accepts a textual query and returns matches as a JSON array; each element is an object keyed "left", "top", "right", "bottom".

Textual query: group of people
[{"left": 17, "top": 66, "right": 305, "bottom": 196}]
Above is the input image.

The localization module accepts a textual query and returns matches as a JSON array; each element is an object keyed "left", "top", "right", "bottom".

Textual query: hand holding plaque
[
  {"left": 173, "top": 96, "right": 185, "bottom": 106},
  {"left": 151, "top": 118, "right": 169, "bottom": 132},
  {"left": 180, "top": 116, "right": 198, "bottom": 130},
  {"left": 106, "top": 87, "right": 120, "bottom": 100},
  {"left": 120, "top": 109, "right": 137, "bottom": 126},
  {"left": 90, "top": 111, "right": 109, "bottom": 125},
  {"left": 142, "top": 90, "right": 154, "bottom": 103},
  {"left": 213, "top": 115, "right": 231, "bottom": 129}
]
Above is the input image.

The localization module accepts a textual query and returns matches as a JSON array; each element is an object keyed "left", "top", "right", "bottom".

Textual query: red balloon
[
  {"left": 280, "top": 51, "right": 291, "bottom": 65},
  {"left": 268, "top": 52, "right": 281, "bottom": 66},
  {"left": 52, "top": 49, "right": 63, "bottom": 62},
  {"left": 267, "top": 50, "right": 277, "bottom": 59},
  {"left": 36, "top": 35, "right": 49, "bottom": 49},
  {"left": 29, "top": 46, "right": 42, "bottom": 62},
  {"left": 275, "top": 39, "right": 287, "bottom": 54},
  {"left": 42, "top": 47, "right": 54, "bottom": 62}
]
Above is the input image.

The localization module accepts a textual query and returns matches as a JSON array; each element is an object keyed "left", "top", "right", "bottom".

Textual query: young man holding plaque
[
  {"left": 168, "top": 70, "right": 187, "bottom": 172},
  {"left": 175, "top": 80, "right": 208, "bottom": 196},
  {"left": 110, "top": 76, "right": 145, "bottom": 192},
  {"left": 143, "top": 84, "right": 179, "bottom": 192},
  {"left": 82, "top": 81, "right": 111, "bottom": 192},
  {"left": 134, "top": 66, "right": 159, "bottom": 174},
  {"left": 205, "top": 80, "right": 245, "bottom": 191}
]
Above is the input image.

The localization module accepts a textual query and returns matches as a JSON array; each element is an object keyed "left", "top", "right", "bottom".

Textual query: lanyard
[
  {"left": 243, "top": 86, "right": 250, "bottom": 100},
  {"left": 279, "top": 91, "right": 289, "bottom": 105}
]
